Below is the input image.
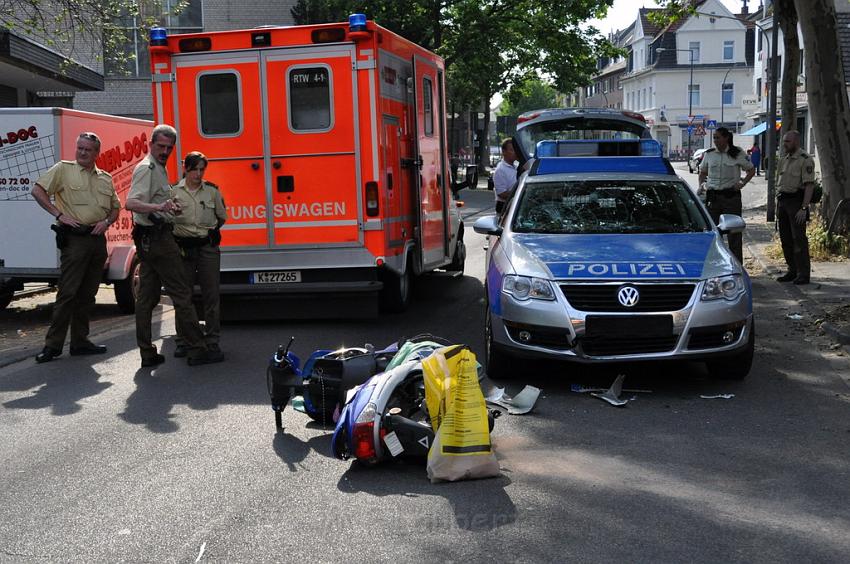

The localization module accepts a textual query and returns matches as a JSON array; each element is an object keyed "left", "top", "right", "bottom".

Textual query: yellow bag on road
[{"left": 422, "top": 345, "right": 500, "bottom": 483}]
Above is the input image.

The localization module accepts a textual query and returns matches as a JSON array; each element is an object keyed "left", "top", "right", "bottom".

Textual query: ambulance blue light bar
[
  {"left": 349, "top": 13, "right": 367, "bottom": 32},
  {"left": 149, "top": 27, "right": 168, "bottom": 46},
  {"left": 531, "top": 156, "right": 674, "bottom": 176}
]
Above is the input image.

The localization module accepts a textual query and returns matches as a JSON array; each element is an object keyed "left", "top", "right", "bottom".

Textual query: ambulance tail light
[
  {"left": 365, "top": 181, "right": 379, "bottom": 217},
  {"left": 178, "top": 37, "right": 212, "bottom": 52}
]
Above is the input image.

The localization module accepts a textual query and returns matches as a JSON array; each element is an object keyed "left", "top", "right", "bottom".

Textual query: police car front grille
[
  {"left": 581, "top": 335, "right": 679, "bottom": 356},
  {"left": 560, "top": 284, "right": 696, "bottom": 312}
]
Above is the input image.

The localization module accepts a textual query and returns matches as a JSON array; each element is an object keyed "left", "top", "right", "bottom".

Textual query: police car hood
[{"left": 505, "top": 231, "right": 735, "bottom": 280}]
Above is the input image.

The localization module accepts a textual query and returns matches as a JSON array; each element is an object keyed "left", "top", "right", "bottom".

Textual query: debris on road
[
  {"left": 590, "top": 374, "right": 634, "bottom": 407},
  {"left": 570, "top": 383, "right": 652, "bottom": 394},
  {"left": 700, "top": 394, "right": 735, "bottom": 399},
  {"left": 786, "top": 313, "right": 804, "bottom": 320},
  {"left": 486, "top": 385, "right": 541, "bottom": 415}
]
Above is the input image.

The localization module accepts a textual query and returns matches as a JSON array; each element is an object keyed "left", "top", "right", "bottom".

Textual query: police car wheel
[
  {"left": 0, "top": 288, "right": 13, "bottom": 310},
  {"left": 485, "top": 304, "right": 514, "bottom": 379},
  {"left": 706, "top": 323, "right": 755, "bottom": 380}
]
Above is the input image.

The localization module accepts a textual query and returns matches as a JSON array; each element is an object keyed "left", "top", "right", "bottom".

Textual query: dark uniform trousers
[
  {"left": 777, "top": 193, "right": 810, "bottom": 279},
  {"left": 45, "top": 233, "right": 107, "bottom": 350},
  {"left": 175, "top": 243, "right": 221, "bottom": 347},
  {"left": 707, "top": 190, "right": 743, "bottom": 263},
  {"left": 135, "top": 225, "right": 207, "bottom": 359}
]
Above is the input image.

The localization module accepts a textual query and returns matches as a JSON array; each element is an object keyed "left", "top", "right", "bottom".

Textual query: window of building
[
  {"left": 756, "top": 78, "right": 762, "bottom": 101},
  {"left": 423, "top": 76, "right": 434, "bottom": 136},
  {"left": 724, "top": 40, "right": 734, "bottom": 61},
  {"left": 105, "top": 0, "right": 203, "bottom": 78},
  {"left": 688, "top": 84, "right": 700, "bottom": 107},
  {"left": 198, "top": 72, "right": 241, "bottom": 136},
  {"left": 688, "top": 41, "right": 700, "bottom": 63},
  {"left": 722, "top": 83, "right": 734, "bottom": 106},
  {"left": 288, "top": 66, "right": 333, "bottom": 131}
]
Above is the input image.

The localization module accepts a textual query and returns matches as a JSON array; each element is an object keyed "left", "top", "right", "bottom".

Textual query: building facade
[{"left": 620, "top": 0, "right": 754, "bottom": 157}]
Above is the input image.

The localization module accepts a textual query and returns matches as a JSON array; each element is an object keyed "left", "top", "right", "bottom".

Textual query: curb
[{"left": 743, "top": 230, "right": 850, "bottom": 354}]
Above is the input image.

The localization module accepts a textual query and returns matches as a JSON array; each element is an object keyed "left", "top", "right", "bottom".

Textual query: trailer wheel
[
  {"left": 0, "top": 288, "right": 13, "bottom": 310},
  {"left": 380, "top": 264, "right": 412, "bottom": 313},
  {"left": 114, "top": 257, "right": 141, "bottom": 314}
]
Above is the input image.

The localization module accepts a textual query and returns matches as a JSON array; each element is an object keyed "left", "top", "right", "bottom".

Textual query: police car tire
[
  {"left": 0, "top": 288, "right": 13, "bottom": 310},
  {"left": 380, "top": 265, "right": 412, "bottom": 313},
  {"left": 706, "top": 323, "right": 755, "bottom": 380},
  {"left": 485, "top": 305, "right": 514, "bottom": 379},
  {"left": 114, "top": 257, "right": 141, "bottom": 314}
]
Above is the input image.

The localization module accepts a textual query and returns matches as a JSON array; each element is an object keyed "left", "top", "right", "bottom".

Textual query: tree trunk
[
  {"left": 794, "top": 0, "right": 850, "bottom": 235},
  {"left": 778, "top": 0, "right": 799, "bottom": 140}
]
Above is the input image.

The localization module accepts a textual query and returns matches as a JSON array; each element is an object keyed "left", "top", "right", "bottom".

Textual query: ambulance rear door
[
  {"left": 411, "top": 56, "right": 450, "bottom": 271},
  {"left": 262, "top": 45, "right": 361, "bottom": 248},
  {"left": 172, "top": 51, "right": 267, "bottom": 248}
]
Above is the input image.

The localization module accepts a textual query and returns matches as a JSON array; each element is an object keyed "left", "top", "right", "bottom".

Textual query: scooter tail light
[{"left": 352, "top": 402, "right": 378, "bottom": 461}]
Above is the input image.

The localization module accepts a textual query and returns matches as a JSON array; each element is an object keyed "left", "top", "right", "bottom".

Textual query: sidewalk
[{"left": 743, "top": 210, "right": 850, "bottom": 346}]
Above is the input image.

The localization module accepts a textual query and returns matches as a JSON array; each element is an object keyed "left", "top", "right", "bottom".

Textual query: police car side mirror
[
  {"left": 717, "top": 214, "right": 746, "bottom": 235},
  {"left": 473, "top": 215, "right": 502, "bottom": 236}
]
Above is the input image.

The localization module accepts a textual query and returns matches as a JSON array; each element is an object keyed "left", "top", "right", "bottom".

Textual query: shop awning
[{"left": 740, "top": 122, "right": 767, "bottom": 136}]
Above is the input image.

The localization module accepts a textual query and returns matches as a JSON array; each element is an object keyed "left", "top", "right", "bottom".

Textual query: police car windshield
[
  {"left": 512, "top": 180, "right": 709, "bottom": 235},
  {"left": 517, "top": 118, "right": 648, "bottom": 159}
]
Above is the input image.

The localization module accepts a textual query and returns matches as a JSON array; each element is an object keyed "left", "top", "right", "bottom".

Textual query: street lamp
[
  {"left": 657, "top": 47, "right": 696, "bottom": 158},
  {"left": 720, "top": 66, "right": 733, "bottom": 126}
]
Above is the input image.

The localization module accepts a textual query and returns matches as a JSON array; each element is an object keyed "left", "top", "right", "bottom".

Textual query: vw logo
[{"left": 617, "top": 285, "right": 640, "bottom": 307}]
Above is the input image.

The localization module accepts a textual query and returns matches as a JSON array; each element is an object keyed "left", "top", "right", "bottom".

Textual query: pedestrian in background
[
  {"left": 698, "top": 127, "right": 755, "bottom": 263},
  {"left": 30, "top": 132, "right": 119, "bottom": 363},
  {"left": 775, "top": 130, "right": 815, "bottom": 285},
  {"left": 748, "top": 143, "right": 761, "bottom": 176},
  {"left": 493, "top": 137, "right": 517, "bottom": 214},
  {"left": 125, "top": 125, "right": 223, "bottom": 367},
  {"left": 171, "top": 152, "right": 227, "bottom": 358}
]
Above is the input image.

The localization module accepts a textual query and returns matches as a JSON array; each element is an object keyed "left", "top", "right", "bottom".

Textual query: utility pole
[{"left": 766, "top": 3, "right": 780, "bottom": 222}]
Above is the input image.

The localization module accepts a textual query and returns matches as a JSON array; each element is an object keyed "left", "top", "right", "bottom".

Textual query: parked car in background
[{"left": 688, "top": 148, "right": 709, "bottom": 173}]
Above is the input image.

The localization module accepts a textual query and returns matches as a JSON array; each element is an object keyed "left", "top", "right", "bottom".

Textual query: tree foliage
[
  {"left": 291, "top": 0, "right": 617, "bottom": 110},
  {"left": 0, "top": 0, "right": 187, "bottom": 74},
  {"left": 499, "top": 77, "right": 561, "bottom": 117}
]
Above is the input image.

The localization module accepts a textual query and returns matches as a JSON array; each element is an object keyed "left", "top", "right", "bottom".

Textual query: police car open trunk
[{"left": 149, "top": 18, "right": 462, "bottom": 318}]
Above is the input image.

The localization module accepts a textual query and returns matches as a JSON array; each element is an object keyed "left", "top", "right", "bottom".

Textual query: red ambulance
[{"left": 147, "top": 14, "right": 467, "bottom": 317}]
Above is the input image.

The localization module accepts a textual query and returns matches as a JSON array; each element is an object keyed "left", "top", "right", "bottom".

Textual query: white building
[{"left": 621, "top": 0, "right": 754, "bottom": 157}]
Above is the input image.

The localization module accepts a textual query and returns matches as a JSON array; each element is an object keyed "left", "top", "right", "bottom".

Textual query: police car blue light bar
[
  {"left": 536, "top": 139, "right": 664, "bottom": 158},
  {"left": 532, "top": 156, "right": 674, "bottom": 176},
  {"left": 150, "top": 27, "right": 168, "bottom": 46}
]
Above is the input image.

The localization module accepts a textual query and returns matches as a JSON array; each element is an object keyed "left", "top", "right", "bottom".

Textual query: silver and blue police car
[{"left": 475, "top": 110, "right": 754, "bottom": 380}]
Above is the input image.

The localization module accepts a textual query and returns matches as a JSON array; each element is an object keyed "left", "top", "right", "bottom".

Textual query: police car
[{"left": 474, "top": 112, "right": 754, "bottom": 380}]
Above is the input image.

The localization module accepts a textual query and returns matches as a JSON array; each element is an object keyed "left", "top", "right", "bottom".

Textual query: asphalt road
[{"left": 2, "top": 188, "right": 849, "bottom": 562}]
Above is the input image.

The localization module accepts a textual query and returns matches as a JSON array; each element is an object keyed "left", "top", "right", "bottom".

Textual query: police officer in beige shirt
[
  {"left": 698, "top": 127, "right": 755, "bottom": 263},
  {"left": 31, "top": 132, "right": 120, "bottom": 363},
  {"left": 775, "top": 130, "right": 815, "bottom": 285},
  {"left": 171, "top": 152, "right": 228, "bottom": 358},
  {"left": 125, "top": 125, "right": 223, "bottom": 367}
]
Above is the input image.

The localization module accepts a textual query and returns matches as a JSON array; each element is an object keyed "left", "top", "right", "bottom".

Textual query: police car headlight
[
  {"left": 701, "top": 274, "right": 745, "bottom": 301},
  {"left": 502, "top": 275, "right": 555, "bottom": 301}
]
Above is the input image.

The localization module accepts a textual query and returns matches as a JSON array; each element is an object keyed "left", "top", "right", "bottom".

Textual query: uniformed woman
[
  {"left": 171, "top": 152, "right": 228, "bottom": 357},
  {"left": 697, "top": 127, "right": 755, "bottom": 263}
]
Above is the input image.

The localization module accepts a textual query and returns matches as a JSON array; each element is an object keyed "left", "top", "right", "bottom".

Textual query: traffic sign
[
  {"left": 687, "top": 125, "right": 694, "bottom": 134},
  {"left": 687, "top": 115, "right": 695, "bottom": 125},
  {"left": 706, "top": 119, "right": 717, "bottom": 129},
  {"left": 695, "top": 124, "right": 707, "bottom": 136}
]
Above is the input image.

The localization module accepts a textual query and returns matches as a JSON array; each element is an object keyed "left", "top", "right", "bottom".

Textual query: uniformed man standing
[
  {"left": 698, "top": 127, "right": 755, "bottom": 264},
  {"left": 31, "top": 132, "right": 120, "bottom": 363},
  {"left": 125, "top": 125, "right": 223, "bottom": 367},
  {"left": 171, "top": 152, "right": 227, "bottom": 358},
  {"left": 775, "top": 130, "right": 815, "bottom": 285}
]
